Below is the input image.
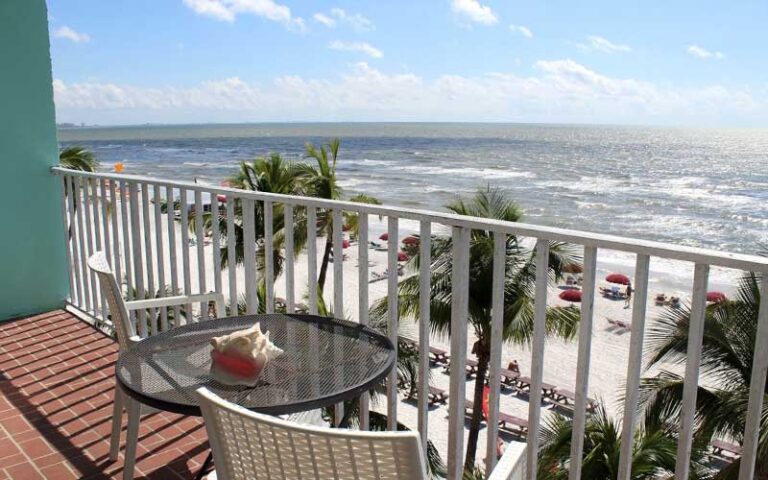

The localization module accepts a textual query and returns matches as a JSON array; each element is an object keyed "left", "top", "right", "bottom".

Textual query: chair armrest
[
  {"left": 125, "top": 292, "right": 225, "bottom": 317},
  {"left": 488, "top": 441, "right": 526, "bottom": 480}
]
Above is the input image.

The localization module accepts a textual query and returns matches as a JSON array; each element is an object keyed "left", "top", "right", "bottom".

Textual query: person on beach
[
  {"left": 507, "top": 360, "right": 520, "bottom": 373},
  {"left": 624, "top": 282, "right": 633, "bottom": 308}
]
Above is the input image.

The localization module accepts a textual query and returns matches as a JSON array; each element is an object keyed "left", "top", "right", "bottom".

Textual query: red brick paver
[{"left": 0, "top": 311, "right": 210, "bottom": 479}]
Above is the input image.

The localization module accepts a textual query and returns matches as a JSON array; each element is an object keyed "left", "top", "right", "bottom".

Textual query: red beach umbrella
[
  {"left": 342, "top": 239, "right": 350, "bottom": 249},
  {"left": 379, "top": 232, "right": 389, "bottom": 241},
  {"left": 559, "top": 290, "right": 582, "bottom": 302},
  {"left": 402, "top": 236, "right": 419, "bottom": 246},
  {"left": 707, "top": 291, "right": 727, "bottom": 303},
  {"left": 398, "top": 251, "right": 409, "bottom": 262},
  {"left": 216, "top": 194, "right": 227, "bottom": 202},
  {"left": 606, "top": 273, "right": 631, "bottom": 285}
]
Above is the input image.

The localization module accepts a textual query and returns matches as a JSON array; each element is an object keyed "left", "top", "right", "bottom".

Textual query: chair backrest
[
  {"left": 88, "top": 251, "right": 136, "bottom": 350},
  {"left": 196, "top": 388, "right": 428, "bottom": 480}
]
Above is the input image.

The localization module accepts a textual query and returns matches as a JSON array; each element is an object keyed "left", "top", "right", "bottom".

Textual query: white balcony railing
[{"left": 53, "top": 166, "right": 768, "bottom": 480}]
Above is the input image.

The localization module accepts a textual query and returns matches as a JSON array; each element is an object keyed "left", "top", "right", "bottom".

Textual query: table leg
[{"left": 194, "top": 452, "right": 213, "bottom": 480}]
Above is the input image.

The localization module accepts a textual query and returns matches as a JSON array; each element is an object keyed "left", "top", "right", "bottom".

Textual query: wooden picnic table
[
  {"left": 551, "top": 388, "right": 598, "bottom": 412},
  {"left": 499, "top": 368, "right": 520, "bottom": 387},
  {"left": 405, "top": 385, "right": 449, "bottom": 405},
  {"left": 711, "top": 440, "right": 742, "bottom": 457},
  {"left": 464, "top": 399, "right": 528, "bottom": 438},
  {"left": 429, "top": 346, "right": 449, "bottom": 365},
  {"left": 515, "top": 376, "right": 557, "bottom": 397},
  {"left": 443, "top": 358, "right": 479, "bottom": 377},
  {"left": 498, "top": 412, "right": 529, "bottom": 437}
]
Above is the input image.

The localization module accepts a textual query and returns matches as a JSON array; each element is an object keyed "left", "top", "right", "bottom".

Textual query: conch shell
[{"left": 210, "top": 323, "right": 284, "bottom": 365}]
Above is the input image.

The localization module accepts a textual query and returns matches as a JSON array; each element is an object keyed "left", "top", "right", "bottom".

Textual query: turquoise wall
[{"left": 0, "top": 0, "right": 68, "bottom": 319}]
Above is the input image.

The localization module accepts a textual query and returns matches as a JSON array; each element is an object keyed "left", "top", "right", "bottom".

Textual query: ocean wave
[{"left": 394, "top": 165, "right": 535, "bottom": 180}]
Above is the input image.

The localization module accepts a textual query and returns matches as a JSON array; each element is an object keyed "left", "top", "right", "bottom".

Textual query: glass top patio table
[{"left": 116, "top": 314, "right": 395, "bottom": 416}]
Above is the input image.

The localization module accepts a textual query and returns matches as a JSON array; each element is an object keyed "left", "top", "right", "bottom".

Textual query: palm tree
[
  {"left": 59, "top": 145, "right": 98, "bottom": 171},
  {"left": 59, "top": 146, "right": 98, "bottom": 238},
  {"left": 296, "top": 139, "right": 343, "bottom": 292},
  {"left": 193, "top": 154, "right": 307, "bottom": 283},
  {"left": 537, "top": 406, "right": 707, "bottom": 479},
  {"left": 296, "top": 138, "right": 382, "bottom": 293},
  {"left": 371, "top": 187, "right": 581, "bottom": 471},
  {"left": 638, "top": 272, "right": 767, "bottom": 479}
]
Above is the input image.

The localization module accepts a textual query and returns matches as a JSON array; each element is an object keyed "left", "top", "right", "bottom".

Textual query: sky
[{"left": 48, "top": 0, "right": 768, "bottom": 127}]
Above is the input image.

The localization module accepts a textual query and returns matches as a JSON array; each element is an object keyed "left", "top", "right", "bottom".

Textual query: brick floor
[{"left": 0, "top": 311, "right": 210, "bottom": 479}]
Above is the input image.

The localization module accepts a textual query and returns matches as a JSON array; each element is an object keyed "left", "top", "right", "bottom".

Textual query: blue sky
[{"left": 48, "top": 0, "right": 768, "bottom": 126}]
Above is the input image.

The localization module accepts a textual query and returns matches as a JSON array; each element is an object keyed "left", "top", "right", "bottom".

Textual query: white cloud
[
  {"left": 578, "top": 35, "right": 631, "bottom": 53},
  {"left": 52, "top": 61, "right": 765, "bottom": 126},
  {"left": 314, "top": 8, "right": 373, "bottom": 31},
  {"left": 329, "top": 40, "right": 383, "bottom": 58},
  {"left": 53, "top": 26, "right": 91, "bottom": 43},
  {"left": 182, "top": 0, "right": 305, "bottom": 30},
  {"left": 509, "top": 24, "right": 532, "bottom": 38},
  {"left": 313, "top": 12, "right": 336, "bottom": 28},
  {"left": 687, "top": 45, "right": 724, "bottom": 60},
  {"left": 451, "top": 0, "right": 498, "bottom": 25}
]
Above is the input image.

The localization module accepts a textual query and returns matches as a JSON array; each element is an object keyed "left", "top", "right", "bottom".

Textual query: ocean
[{"left": 58, "top": 122, "right": 768, "bottom": 264}]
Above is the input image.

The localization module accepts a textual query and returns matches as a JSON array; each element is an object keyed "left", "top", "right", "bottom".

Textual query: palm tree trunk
[
  {"left": 464, "top": 350, "right": 490, "bottom": 471},
  {"left": 318, "top": 237, "right": 333, "bottom": 293}
]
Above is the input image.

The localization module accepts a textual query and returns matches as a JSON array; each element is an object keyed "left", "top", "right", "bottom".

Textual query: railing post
[
  {"left": 485, "top": 231, "right": 506, "bottom": 475},
  {"left": 386, "top": 216, "right": 399, "bottom": 431},
  {"left": 226, "top": 197, "right": 237, "bottom": 311},
  {"left": 675, "top": 263, "right": 709, "bottom": 478},
  {"left": 59, "top": 175, "right": 77, "bottom": 304},
  {"left": 179, "top": 187, "right": 192, "bottom": 321},
  {"left": 242, "top": 198, "right": 258, "bottom": 315},
  {"left": 526, "top": 239, "right": 550, "bottom": 480},
  {"left": 194, "top": 190, "right": 207, "bottom": 320},
  {"left": 284, "top": 205, "right": 295, "bottom": 313},
  {"left": 617, "top": 254, "right": 650, "bottom": 480},
  {"left": 264, "top": 201, "right": 274, "bottom": 314},
  {"left": 129, "top": 182, "right": 146, "bottom": 336},
  {"left": 307, "top": 208, "right": 318, "bottom": 315},
  {"left": 738, "top": 273, "right": 768, "bottom": 480},
  {"left": 358, "top": 212, "right": 370, "bottom": 430},
  {"left": 417, "top": 221, "right": 431, "bottom": 453},
  {"left": 568, "top": 246, "right": 598, "bottom": 480},
  {"left": 166, "top": 186, "right": 181, "bottom": 321},
  {"left": 447, "top": 226, "right": 470, "bottom": 480}
]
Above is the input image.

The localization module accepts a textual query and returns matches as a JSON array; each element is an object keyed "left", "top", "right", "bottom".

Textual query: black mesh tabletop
[{"left": 116, "top": 314, "right": 395, "bottom": 416}]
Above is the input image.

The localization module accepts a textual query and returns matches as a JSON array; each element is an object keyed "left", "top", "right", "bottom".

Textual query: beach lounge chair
[{"left": 428, "top": 346, "right": 449, "bottom": 365}]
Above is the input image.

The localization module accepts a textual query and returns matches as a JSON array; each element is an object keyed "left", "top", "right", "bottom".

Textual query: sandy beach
[{"left": 96, "top": 192, "right": 740, "bottom": 465}]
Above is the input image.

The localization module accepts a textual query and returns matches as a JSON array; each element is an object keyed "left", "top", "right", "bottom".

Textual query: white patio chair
[
  {"left": 196, "top": 388, "right": 525, "bottom": 480},
  {"left": 88, "top": 251, "right": 225, "bottom": 480}
]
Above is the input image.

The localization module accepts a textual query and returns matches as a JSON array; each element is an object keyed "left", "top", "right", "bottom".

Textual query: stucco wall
[{"left": 0, "top": 0, "right": 67, "bottom": 319}]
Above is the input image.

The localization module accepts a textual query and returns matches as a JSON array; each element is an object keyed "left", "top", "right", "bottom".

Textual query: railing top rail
[{"left": 52, "top": 167, "right": 768, "bottom": 273}]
